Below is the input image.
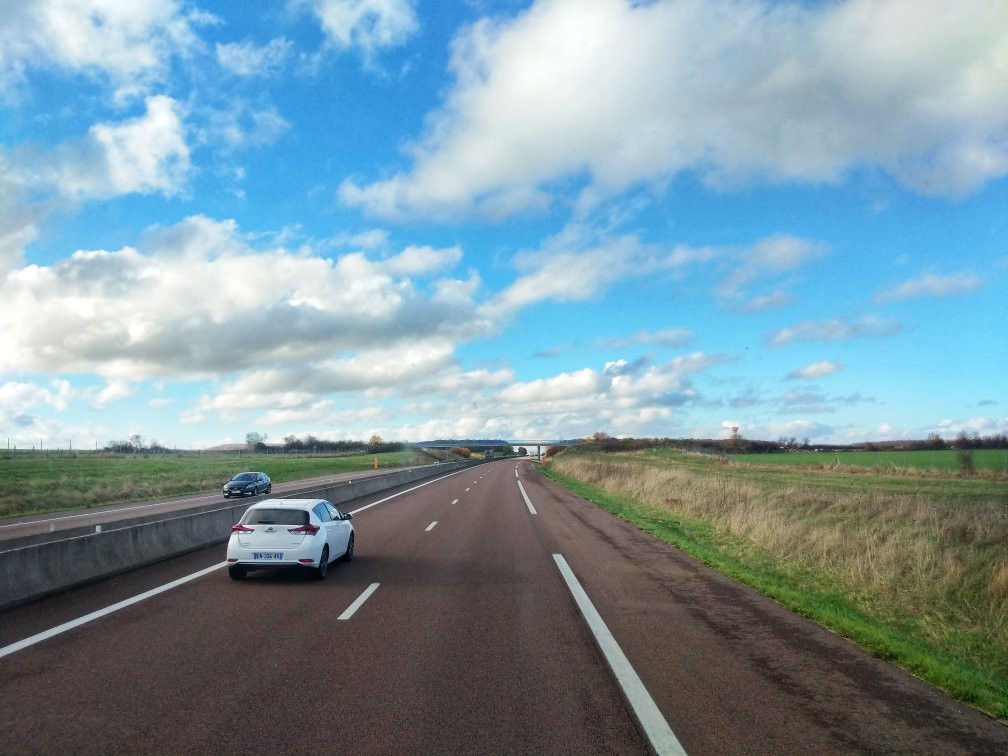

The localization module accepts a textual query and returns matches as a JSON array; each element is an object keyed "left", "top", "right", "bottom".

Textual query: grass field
[
  {"left": 730, "top": 448, "right": 1008, "bottom": 474},
  {"left": 0, "top": 450, "right": 432, "bottom": 519},
  {"left": 543, "top": 447, "right": 1008, "bottom": 720}
]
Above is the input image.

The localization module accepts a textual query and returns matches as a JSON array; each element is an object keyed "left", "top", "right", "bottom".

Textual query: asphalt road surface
[{"left": 1, "top": 460, "right": 1005, "bottom": 754}]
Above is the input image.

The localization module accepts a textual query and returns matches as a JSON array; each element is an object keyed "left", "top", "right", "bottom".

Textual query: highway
[
  {"left": 1, "top": 460, "right": 1005, "bottom": 754},
  {"left": 0, "top": 466, "right": 398, "bottom": 542}
]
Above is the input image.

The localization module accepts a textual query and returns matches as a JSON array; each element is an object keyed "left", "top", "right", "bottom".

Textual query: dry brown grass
[{"left": 550, "top": 451, "right": 1008, "bottom": 671}]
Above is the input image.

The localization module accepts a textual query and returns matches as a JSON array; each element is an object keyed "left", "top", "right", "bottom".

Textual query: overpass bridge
[{"left": 410, "top": 439, "right": 579, "bottom": 458}]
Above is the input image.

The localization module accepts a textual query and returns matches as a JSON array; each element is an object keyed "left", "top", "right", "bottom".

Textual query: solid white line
[
  {"left": 425, "top": 521, "right": 437, "bottom": 532},
  {"left": 517, "top": 479, "right": 537, "bottom": 515},
  {"left": 552, "top": 554, "right": 686, "bottom": 756},
  {"left": 0, "top": 562, "right": 225, "bottom": 659},
  {"left": 338, "top": 582, "right": 380, "bottom": 621}
]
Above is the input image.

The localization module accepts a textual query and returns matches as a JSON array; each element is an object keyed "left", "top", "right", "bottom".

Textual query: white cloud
[
  {"left": 717, "top": 234, "right": 827, "bottom": 305},
  {"left": 787, "top": 360, "right": 844, "bottom": 380},
  {"left": 607, "top": 328, "right": 694, "bottom": 349},
  {"left": 381, "top": 244, "right": 463, "bottom": 275},
  {"left": 216, "top": 37, "right": 291, "bottom": 76},
  {"left": 500, "top": 368, "right": 604, "bottom": 405},
  {"left": 308, "top": 0, "right": 419, "bottom": 54},
  {"left": 740, "top": 291, "right": 793, "bottom": 312},
  {"left": 0, "top": 379, "right": 75, "bottom": 415},
  {"left": 0, "top": 215, "right": 478, "bottom": 381},
  {"left": 340, "top": 0, "right": 1008, "bottom": 220},
  {"left": 93, "top": 379, "right": 135, "bottom": 407},
  {"left": 933, "top": 416, "right": 1008, "bottom": 439},
  {"left": 497, "top": 354, "right": 722, "bottom": 422},
  {"left": 484, "top": 226, "right": 710, "bottom": 319},
  {"left": 767, "top": 316, "right": 901, "bottom": 347},
  {"left": 0, "top": 0, "right": 211, "bottom": 101},
  {"left": 0, "top": 96, "right": 191, "bottom": 274},
  {"left": 197, "top": 101, "right": 290, "bottom": 151},
  {"left": 874, "top": 271, "right": 984, "bottom": 302},
  {"left": 332, "top": 228, "right": 391, "bottom": 250},
  {"left": 47, "top": 95, "right": 190, "bottom": 199},
  {"left": 0, "top": 169, "right": 45, "bottom": 274}
]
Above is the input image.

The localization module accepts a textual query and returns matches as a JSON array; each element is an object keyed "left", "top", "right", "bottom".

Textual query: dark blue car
[{"left": 223, "top": 471, "right": 271, "bottom": 498}]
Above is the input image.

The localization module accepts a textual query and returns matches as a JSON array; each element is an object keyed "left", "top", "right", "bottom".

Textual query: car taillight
[
  {"left": 231, "top": 523, "right": 254, "bottom": 533},
  {"left": 288, "top": 523, "right": 320, "bottom": 535}
]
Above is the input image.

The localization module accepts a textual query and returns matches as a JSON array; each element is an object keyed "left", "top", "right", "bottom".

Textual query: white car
[{"left": 226, "top": 499, "right": 354, "bottom": 580}]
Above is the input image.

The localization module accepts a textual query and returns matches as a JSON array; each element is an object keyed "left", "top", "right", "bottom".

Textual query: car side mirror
[{"left": 343, "top": 512, "right": 353, "bottom": 520}]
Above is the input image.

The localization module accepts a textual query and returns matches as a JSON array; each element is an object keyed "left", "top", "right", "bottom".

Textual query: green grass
[
  {"left": 729, "top": 448, "right": 1008, "bottom": 474},
  {"left": 541, "top": 450, "right": 1008, "bottom": 721},
  {"left": 652, "top": 447, "right": 1008, "bottom": 504},
  {"left": 0, "top": 450, "right": 430, "bottom": 519}
]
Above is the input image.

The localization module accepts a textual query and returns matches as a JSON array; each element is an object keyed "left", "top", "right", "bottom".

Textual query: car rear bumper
[{"left": 226, "top": 543, "right": 323, "bottom": 568}]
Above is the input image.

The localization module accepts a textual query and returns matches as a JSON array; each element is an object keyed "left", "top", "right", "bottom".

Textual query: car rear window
[{"left": 243, "top": 509, "right": 308, "bottom": 526}]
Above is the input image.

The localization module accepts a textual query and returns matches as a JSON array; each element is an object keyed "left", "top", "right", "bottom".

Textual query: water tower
[{"left": 731, "top": 426, "right": 740, "bottom": 440}]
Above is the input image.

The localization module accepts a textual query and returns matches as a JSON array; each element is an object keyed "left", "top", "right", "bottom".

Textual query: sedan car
[
  {"left": 226, "top": 498, "right": 354, "bottom": 580},
  {"left": 222, "top": 471, "right": 271, "bottom": 498}
]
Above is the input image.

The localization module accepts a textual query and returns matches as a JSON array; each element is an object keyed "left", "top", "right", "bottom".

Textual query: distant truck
[{"left": 483, "top": 450, "right": 494, "bottom": 460}]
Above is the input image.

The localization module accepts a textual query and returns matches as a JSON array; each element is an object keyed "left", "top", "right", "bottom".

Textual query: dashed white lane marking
[
  {"left": 3, "top": 467, "right": 471, "bottom": 658},
  {"left": 425, "top": 521, "right": 438, "bottom": 532},
  {"left": 552, "top": 554, "right": 686, "bottom": 756},
  {"left": 451, "top": 498, "right": 459, "bottom": 505},
  {"left": 338, "top": 583, "right": 380, "bottom": 621},
  {"left": 465, "top": 488, "right": 470, "bottom": 492},
  {"left": 517, "top": 479, "right": 537, "bottom": 515},
  {"left": 0, "top": 563, "right": 225, "bottom": 659},
  {"left": 347, "top": 466, "right": 470, "bottom": 516}
]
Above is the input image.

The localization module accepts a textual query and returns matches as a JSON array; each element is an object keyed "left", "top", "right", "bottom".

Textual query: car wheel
[
  {"left": 266, "top": 484, "right": 271, "bottom": 494},
  {"left": 314, "top": 546, "right": 329, "bottom": 580},
  {"left": 228, "top": 564, "right": 247, "bottom": 580},
  {"left": 341, "top": 533, "right": 355, "bottom": 562}
]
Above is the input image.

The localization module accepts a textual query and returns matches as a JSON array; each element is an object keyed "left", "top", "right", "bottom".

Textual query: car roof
[{"left": 245, "top": 498, "right": 328, "bottom": 510}]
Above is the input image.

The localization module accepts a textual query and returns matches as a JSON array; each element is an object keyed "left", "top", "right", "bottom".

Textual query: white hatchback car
[{"left": 226, "top": 499, "right": 354, "bottom": 580}]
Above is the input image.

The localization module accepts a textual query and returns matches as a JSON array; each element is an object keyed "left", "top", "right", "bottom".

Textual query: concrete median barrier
[{"left": 0, "top": 461, "right": 477, "bottom": 611}]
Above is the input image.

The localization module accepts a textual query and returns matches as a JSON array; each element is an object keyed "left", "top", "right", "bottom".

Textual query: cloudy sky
[{"left": 1, "top": 0, "right": 1006, "bottom": 450}]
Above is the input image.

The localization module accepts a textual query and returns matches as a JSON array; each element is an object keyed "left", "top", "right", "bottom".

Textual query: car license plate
[{"left": 252, "top": 552, "right": 283, "bottom": 560}]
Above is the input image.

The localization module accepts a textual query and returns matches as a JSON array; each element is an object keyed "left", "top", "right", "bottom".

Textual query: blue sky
[{"left": 1, "top": 0, "right": 1005, "bottom": 450}]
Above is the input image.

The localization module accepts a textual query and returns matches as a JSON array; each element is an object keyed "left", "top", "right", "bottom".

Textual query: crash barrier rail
[{"left": 0, "top": 460, "right": 479, "bottom": 611}]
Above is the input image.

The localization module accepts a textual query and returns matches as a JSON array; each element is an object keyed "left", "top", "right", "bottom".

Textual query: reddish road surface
[{"left": 1, "top": 460, "right": 1005, "bottom": 754}]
